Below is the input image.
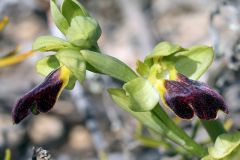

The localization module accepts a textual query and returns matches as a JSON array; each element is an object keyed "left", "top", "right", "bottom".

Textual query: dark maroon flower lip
[
  {"left": 163, "top": 73, "right": 228, "bottom": 120},
  {"left": 12, "top": 68, "right": 64, "bottom": 124}
]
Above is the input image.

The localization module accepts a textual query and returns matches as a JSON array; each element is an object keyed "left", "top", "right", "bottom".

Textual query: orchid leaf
[
  {"left": 81, "top": 50, "right": 138, "bottom": 82},
  {"left": 123, "top": 78, "right": 159, "bottom": 112}
]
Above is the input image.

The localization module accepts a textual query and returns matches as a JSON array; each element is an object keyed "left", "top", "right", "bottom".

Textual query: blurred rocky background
[{"left": 0, "top": 0, "right": 239, "bottom": 159}]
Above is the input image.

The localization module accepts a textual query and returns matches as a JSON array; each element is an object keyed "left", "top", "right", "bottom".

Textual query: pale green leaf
[
  {"left": 61, "top": 0, "right": 89, "bottom": 23},
  {"left": 66, "top": 16, "right": 101, "bottom": 48},
  {"left": 32, "top": 36, "right": 75, "bottom": 52},
  {"left": 56, "top": 49, "right": 86, "bottom": 83},
  {"left": 123, "top": 78, "right": 159, "bottom": 112},
  {"left": 81, "top": 50, "right": 138, "bottom": 82},
  {"left": 50, "top": 0, "right": 69, "bottom": 35}
]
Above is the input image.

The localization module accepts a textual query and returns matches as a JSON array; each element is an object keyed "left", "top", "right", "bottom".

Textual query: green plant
[{"left": 8, "top": 0, "right": 237, "bottom": 159}]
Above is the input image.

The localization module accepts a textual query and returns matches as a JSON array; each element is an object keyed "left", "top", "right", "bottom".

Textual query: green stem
[
  {"left": 200, "top": 120, "right": 226, "bottom": 142},
  {"left": 191, "top": 120, "right": 200, "bottom": 139},
  {"left": 152, "top": 104, "right": 207, "bottom": 157}
]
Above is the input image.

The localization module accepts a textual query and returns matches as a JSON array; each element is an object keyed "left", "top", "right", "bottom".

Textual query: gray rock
[{"left": 28, "top": 115, "right": 64, "bottom": 145}]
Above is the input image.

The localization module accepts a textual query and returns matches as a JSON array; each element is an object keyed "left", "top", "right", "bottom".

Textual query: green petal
[
  {"left": 56, "top": 49, "right": 86, "bottom": 83},
  {"left": 50, "top": 0, "right": 69, "bottom": 35},
  {"left": 32, "top": 36, "right": 75, "bottom": 52},
  {"left": 136, "top": 60, "right": 150, "bottom": 78},
  {"left": 35, "top": 55, "right": 77, "bottom": 89},
  {"left": 81, "top": 50, "right": 138, "bottom": 82},
  {"left": 144, "top": 41, "right": 185, "bottom": 65},
  {"left": 66, "top": 74, "right": 77, "bottom": 89},
  {"left": 165, "top": 45, "right": 214, "bottom": 80},
  {"left": 61, "top": 0, "right": 89, "bottom": 23},
  {"left": 123, "top": 78, "right": 159, "bottom": 112},
  {"left": 36, "top": 55, "right": 60, "bottom": 76}
]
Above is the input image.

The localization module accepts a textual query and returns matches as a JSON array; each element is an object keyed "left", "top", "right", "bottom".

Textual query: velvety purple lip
[
  {"left": 163, "top": 73, "right": 228, "bottom": 120},
  {"left": 12, "top": 69, "right": 63, "bottom": 124}
]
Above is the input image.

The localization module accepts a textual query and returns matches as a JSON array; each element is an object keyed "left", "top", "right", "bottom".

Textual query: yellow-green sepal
[
  {"left": 136, "top": 60, "right": 150, "bottom": 78},
  {"left": 66, "top": 16, "right": 101, "bottom": 48},
  {"left": 108, "top": 88, "right": 165, "bottom": 133},
  {"left": 81, "top": 50, "right": 138, "bottom": 82},
  {"left": 32, "top": 36, "right": 75, "bottom": 52},
  {"left": 144, "top": 42, "right": 214, "bottom": 81},
  {"left": 165, "top": 45, "right": 214, "bottom": 80},
  {"left": 61, "top": 0, "right": 89, "bottom": 23},
  {"left": 202, "top": 131, "right": 240, "bottom": 160},
  {"left": 56, "top": 48, "right": 86, "bottom": 84},
  {"left": 123, "top": 78, "right": 159, "bottom": 112},
  {"left": 144, "top": 41, "right": 186, "bottom": 66},
  {"left": 50, "top": 0, "right": 69, "bottom": 35}
]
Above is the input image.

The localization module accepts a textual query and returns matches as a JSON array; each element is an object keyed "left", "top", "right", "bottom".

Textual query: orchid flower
[
  {"left": 12, "top": 66, "right": 70, "bottom": 124},
  {"left": 162, "top": 73, "right": 228, "bottom": 120}
]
